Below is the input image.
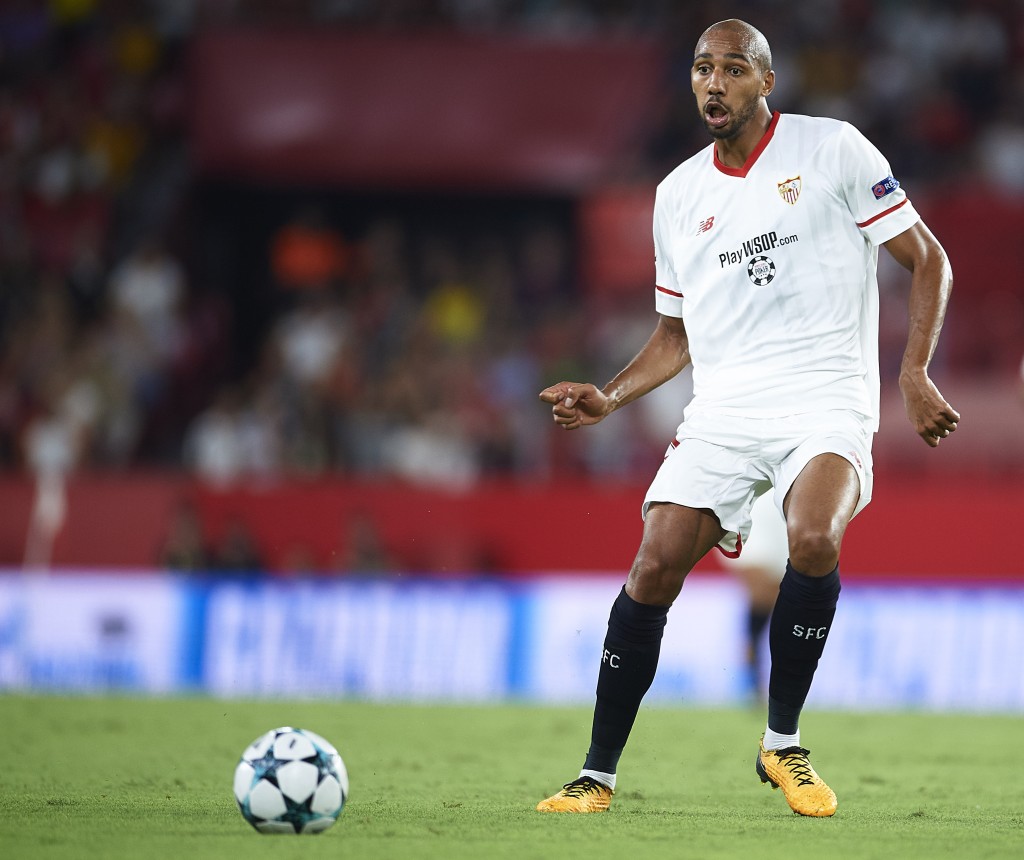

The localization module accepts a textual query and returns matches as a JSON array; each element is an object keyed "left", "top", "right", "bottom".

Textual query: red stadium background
[
  {"left": 0, "top": 472, "right": 1018, "bottom": 580},
  {"left": 1, "top": 14, "right": 1022, "bottom": 583}
]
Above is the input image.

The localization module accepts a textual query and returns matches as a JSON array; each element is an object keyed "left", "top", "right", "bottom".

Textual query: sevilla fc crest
[{"left": 777, "top": 176, "right": 801, "bottom": 205}]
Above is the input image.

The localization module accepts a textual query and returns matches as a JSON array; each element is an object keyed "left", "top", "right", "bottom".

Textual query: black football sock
[
  {"left": 747, "top": 605, "right": 771, "bottom": 662},
  {"left": 746, "top": 605, "right": 772, "bottom": 689},
  {"left": 747, "top": 605, "right": 772, "bottom": 648},
  {"left": 583, "top": 586, "right": 669, "bottom": 775},
  {"left": 767, "top": 562, "right": 841, "bottom": 734}
]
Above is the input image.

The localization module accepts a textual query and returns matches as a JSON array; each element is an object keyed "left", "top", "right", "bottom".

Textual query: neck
[{"left": 714, "top": 106, "right": 774, "bottom": 168}]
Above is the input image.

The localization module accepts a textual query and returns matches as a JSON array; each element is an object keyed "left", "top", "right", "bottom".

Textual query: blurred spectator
[
  {"left": 159, "top": 499, "right": 210, "bottom": 572},
  {"left": 517, "top": 221, "right": 575, "bottom": 309},
  {"left": 334, "top": 510, "right": 396, "bottom": 575},
  {"left": 107, "top": 237, "right": 186, "bottom": 364},
  {"left": 977, "top": 115, "right": 1024, "bottom": 194},
  {"left": 210, "top": 515, "right": 265, "bottom": 574},
  {"left": 386, "top": 411, "right": 481, "bottom": 489},
  {"left": 478, "top": 327, "right": 546, "bottom": 474},
  {"left": 271, "top": 289, "right": 351, "bottom": 389},
  {"left": 423, "top": 271, "right": 485, "bottom": 348},
  {"left": 21, "top": 395, "right": 79, "bottom": 567},
  {"left": 271, "top": 205, "right": 350, "bottom": 291},
  {"left": 0, "top": 0, "right": 1022, "bottom": 487},
  {"left": 182, "top": 389, "right": 247, "bottom": 484},
  {"left": 182, "top": 385, "right": 281, "bottom": 485}
]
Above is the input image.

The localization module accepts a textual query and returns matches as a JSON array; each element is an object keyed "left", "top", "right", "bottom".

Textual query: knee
[
  {"left": 788, "top": 526, "right": 842, "bottom": 576},
  {"left": 625, "top": 554, "right": 685, "bottom": 605}
]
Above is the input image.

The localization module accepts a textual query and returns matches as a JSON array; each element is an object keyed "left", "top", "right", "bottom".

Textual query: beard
[{"left": 703, "top": 94, "right": 763, "bottom": 140}]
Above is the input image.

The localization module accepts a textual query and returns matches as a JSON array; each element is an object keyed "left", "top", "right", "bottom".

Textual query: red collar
[{"left": 713, "top": 111, "right": 780, "bottom": 177}]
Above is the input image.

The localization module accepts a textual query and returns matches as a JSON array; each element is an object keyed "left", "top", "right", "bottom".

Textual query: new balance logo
[
  {"left": 696, "top": 216, "right": 715, "bottom": 235},
  {"left": 792, "top": 625, "right": 828, "bottom": 639}
]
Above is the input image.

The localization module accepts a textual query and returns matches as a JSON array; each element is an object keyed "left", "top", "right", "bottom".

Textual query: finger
[
  {"left": 538, "top": 388, "right": 564, "bottom": 403},
  {"left": 941, "top": 406, "right": 961, "bottom": 423}
]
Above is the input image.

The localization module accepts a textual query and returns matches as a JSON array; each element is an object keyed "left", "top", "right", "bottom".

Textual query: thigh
[
  {"left": 772, "top": 411, "right": 874, "bottom": 520},
  {"left": 644, "top": 426, "right": 766, "bottom": 558},
  {"left": 626, "top": 502, "right": 726, "bottom": 605},
  {"left": 782, "top": 453, "right": 860, "bottom": 541}
]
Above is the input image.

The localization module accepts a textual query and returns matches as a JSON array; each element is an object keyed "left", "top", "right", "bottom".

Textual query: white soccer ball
[{"left": 233, "top": 727, "right": 349, "bottom": 834}]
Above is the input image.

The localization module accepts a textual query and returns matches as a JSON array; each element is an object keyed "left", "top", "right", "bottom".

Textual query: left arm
[{"left": 883, "top": 221, "right": 960, "bottom": 447}]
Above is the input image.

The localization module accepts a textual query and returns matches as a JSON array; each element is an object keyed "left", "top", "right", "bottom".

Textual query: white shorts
[
  {"left": 718, "top": 490, "right": 788, "bottom": 576},
  {"left": 642, "top": 410, "right": 873, "bottom": 558}
]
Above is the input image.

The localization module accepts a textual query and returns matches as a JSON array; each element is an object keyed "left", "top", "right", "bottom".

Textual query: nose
[{"left": 707, "top": 68, "right": 727, "bottom": 94}]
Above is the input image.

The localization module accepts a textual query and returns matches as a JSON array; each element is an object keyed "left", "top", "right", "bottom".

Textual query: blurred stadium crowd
[{"left": 2, "top": 0, "right": 1023, "bottom": 488}]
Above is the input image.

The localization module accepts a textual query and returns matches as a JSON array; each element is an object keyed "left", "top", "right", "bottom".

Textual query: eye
[{"left": 728, "top": 67, "right": 743, "bottom": 76}]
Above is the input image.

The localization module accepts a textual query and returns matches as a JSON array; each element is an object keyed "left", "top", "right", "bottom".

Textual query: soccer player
[
  {"left": 536, "top": 18, "right": 959, "bottom": 817},
  {"left": 719, "top": 490, "right": 789, "bottom": 697}
]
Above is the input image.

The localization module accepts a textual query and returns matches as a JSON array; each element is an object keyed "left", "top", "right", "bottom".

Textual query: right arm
[{"left": 539, "top": 314, "right": 690, "bottom": 430}]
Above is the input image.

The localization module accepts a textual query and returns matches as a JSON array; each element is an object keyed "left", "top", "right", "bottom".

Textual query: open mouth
[{"left": 704, "top": 101, "right": 730, "bottom": 129}]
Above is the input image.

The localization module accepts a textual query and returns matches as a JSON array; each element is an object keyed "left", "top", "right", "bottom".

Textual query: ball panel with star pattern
[{"left": 233, "top": 727, "right": 348, "bottom": 835}]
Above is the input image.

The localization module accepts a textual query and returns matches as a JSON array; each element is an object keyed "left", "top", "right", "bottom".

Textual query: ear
[{"left": 762, "top": 69, "right": 775, "bottom": 98}]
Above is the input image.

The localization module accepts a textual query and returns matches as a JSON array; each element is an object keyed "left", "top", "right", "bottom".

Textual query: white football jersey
[{"left": 653, "top": 112, "right": 920, "bottom": 431}]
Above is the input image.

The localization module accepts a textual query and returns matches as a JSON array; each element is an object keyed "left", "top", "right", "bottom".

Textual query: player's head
[{"left": 692, "top": 19, "right": 774, "bottom": 141}]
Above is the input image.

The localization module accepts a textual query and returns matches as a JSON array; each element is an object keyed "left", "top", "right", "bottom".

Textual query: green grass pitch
[{"left": 1, "top": 694, "right": 1022, "bottom": 860}]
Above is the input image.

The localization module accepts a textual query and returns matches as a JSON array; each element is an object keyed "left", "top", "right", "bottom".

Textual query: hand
[
  {"left": 898, "top": 369, "right": 960, "bottom": 448},
  {"left": 538, "top": 382, "right": 610, "bottom": 430}
]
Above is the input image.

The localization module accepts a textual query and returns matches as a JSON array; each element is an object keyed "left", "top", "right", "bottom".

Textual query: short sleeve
[
  {"left": 653, "top": 184, "right": 684, "bottom": 316},
  {"left": 835, "top": 122, "right": 920, "bottom": 246}
]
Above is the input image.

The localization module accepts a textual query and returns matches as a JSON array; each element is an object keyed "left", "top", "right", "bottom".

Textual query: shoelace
[
  {"left": 775, "top": 747, "right": 816, "bottom": 787},
  {"left": 560, "top": 778, "right": 607, "bottom": 798}
]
